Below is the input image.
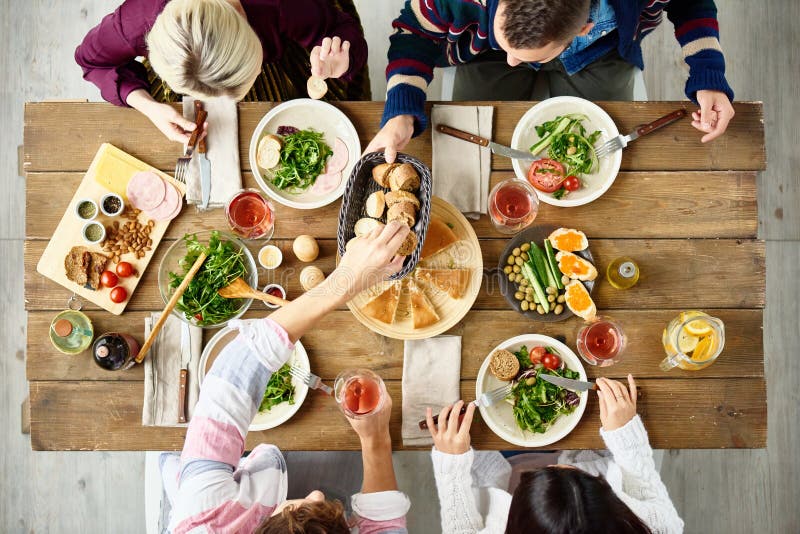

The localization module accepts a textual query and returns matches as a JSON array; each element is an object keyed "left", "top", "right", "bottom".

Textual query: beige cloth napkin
[
  {"left": 431, "top": 105, "right": 494, "bottom": 219},
  {"left": 182, "top": 96, "right": 243, "bottom": 210},
  {"left": 402, "top": 335, "right": 462, "bottom": 446},
  {"left": 142, "top": 313, "right": 203, "bottom": 426}
]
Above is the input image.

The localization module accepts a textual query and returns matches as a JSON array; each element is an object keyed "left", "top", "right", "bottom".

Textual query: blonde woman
[{"left": 75, "top": 0, "right": 369, "bottom": 143}]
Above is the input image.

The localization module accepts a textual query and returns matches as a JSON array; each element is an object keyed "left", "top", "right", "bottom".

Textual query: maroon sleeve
[
  {"left": 74, "top": 0, "right": 161, "bottom": 106},
  {"left": 278, "top": 0, "right": 367, "bottom": 81}
]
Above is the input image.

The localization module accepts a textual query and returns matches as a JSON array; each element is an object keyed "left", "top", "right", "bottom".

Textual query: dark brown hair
[
  {"left": 255, "top": 500, "right": 350, "bottom": 534},
  {"left": 498, "top": 0, "right": 591, "bottom": 49},
  {"left": 506, "top": 467, "right": 653, "bottom": 534}
]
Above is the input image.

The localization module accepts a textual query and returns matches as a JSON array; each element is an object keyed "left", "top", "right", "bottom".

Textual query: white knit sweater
[{"left": 430, "top": 416, "right": 684, "bottom": 534}]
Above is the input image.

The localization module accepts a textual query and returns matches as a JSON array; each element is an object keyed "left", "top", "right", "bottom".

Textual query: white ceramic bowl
[
  {"left": 199, "top": 321, "right": 310, "bottom": 431},
  {"left": 249, "top": 99, "right": 361, "bottom": 210},
  {"left": 476, "top": 334, "right": 588, "bottom": 447},
  {"left": 511, "top": 96, "right": 622, "bottom": 207}
]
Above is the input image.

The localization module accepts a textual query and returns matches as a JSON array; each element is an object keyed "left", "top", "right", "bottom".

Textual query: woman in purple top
[{"left": 75, "top": 0, "right": 369, "bottom": 143}]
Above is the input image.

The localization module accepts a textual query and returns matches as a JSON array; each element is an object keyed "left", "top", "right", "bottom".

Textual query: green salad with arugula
[
  {"left": 271, "top": 129, "right": 332, "bottom": 191},
  {"left": 169, "top": 231, "right": 248, "bottom": 326},
  {"left": 260, "top": 363, "right": 296, "bottom": 412},
  {"left": 507, "top": 345, "right": 581, "bottom": 434},
  {"left": 530, "top": 114, "right": 602, "bottom": 176}
]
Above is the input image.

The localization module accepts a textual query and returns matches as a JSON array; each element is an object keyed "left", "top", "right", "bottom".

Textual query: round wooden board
[{"left": 346, "top": 197, "right": 483, "bottom": 340}]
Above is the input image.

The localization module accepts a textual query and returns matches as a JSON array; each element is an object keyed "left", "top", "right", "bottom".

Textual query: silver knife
[
  {"left": 538, "top": 373, "right": 596, "bottom": 391},
  {"left": 436, "top": 124, "right": 536, "bottom": 163},
  {"left": 418, "top": 382, "right": 513, "bottom": 430},
  {"left": 178, "top": 322, "right": 192, "bottom": 423},
  {"left": 195, "top": 100, "right": 212, "bottom": 209}
]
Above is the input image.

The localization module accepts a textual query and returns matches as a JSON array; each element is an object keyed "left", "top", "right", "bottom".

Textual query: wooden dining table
[{"left": 23, "top": 100, "right": 766, "bottom": 451}]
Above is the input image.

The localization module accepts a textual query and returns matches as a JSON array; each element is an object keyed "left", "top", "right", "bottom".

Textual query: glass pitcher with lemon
[{"left": 660, "top": 311, "right": 725, "bottom": 371}]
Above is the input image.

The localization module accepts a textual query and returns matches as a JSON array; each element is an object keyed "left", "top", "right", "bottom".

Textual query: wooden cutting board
[
  {"left": 347, "top": 197, "right": 483, "bottom": 339},
  {"left": 36, "top": 143, "right": 185, "bottom": 315}
]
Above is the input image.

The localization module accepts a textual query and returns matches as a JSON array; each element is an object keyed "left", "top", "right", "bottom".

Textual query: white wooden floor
[{"left": 1, "top": 1, "right": 797, "bottom": 532}]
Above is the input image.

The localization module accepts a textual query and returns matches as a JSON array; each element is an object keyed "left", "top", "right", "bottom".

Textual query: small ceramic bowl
[
  {"left": 258, "top": 245, "right": 283, "bottom": 269},
  {"left": 100, "top": 193, "right": 125, "bottom": 216},
  {"left": 75, "top": 199, "right": 99, "bottom": 221},
  {"left": 262, "top": 283, "right": 286, "bottom": 310},
  {"left": 82, "top": 221, "right": 106, "bottom": 245}
]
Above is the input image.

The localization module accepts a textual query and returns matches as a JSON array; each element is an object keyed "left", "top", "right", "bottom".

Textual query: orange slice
[
  {"left": 556, "top": 251, "right": 598, "bottom": 281},
  {"left": 564, "top": 280, "right": 596, "bottom": 321},
  {"left": 548, "top": 228, "right": 589, "bottom": 252}
]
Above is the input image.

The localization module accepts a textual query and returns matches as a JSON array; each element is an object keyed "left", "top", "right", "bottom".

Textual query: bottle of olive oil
[{"left": 606, "top": 257, "right": 639, "bottom": 289}]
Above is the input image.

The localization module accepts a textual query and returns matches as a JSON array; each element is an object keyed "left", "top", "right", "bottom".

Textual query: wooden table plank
[
  {"left": 24, "top": 238, "right": 766, "bottom": 312},
  {"left": 25, "top": 170, "right": 758, "bottom": 240},
  {"left": 23, "top": 101, "right": 766, "bottom": 173},
  {"left": 28, "top": 378, "right": 766, "bottom": 451},
  {"left": 26, "top": 309, "right": 764, "bottom": 382}
]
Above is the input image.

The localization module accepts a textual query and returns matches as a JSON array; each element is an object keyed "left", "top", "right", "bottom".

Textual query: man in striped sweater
[{"left": 366, "top": 0, "right": 735, "bottom": 162}]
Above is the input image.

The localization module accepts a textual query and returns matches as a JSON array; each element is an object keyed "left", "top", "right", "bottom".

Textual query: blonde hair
[{"left": 146, "top": 0, "right": 263, "bottom": 101}]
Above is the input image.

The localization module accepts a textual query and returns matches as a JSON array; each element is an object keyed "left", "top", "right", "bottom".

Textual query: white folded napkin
[
  {"left": 142, "top": 313, "right": 203, "bottom": 426},
  {"left": 182, "top": 96, "right": 243, "bottom": 210},
  {"left": 402, "top": 335, "right": 462, "bottom": 446},
  {"left": 431, "top": 105, "right": 494, "bottom": 219}
]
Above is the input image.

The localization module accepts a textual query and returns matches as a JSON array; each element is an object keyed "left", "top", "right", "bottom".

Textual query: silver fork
[
  {"left": 418, "top": 383, "right": 514, "bottom": 430},
  {"left": 595, "top": 109, "right": 687, "bottom": 159},
  {"left": 289, "top": 364, "right": 333, "bottom": 396},
  {"left": 174, "top": 107, "right": 208, "bottom": 184}
]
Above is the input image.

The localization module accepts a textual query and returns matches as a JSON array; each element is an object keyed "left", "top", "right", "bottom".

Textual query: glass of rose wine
[
  {"left": 576, "top": 316, "right": 627, "bottom": 367},
  {"left": 333, "top": 368, "right": 387, "bottom": 419},
  {"left": 225, "top": 189, "right": 275, "bottom": 241},
  {"left": 488, "top": 178, "right": 539, "bottom": 234}
]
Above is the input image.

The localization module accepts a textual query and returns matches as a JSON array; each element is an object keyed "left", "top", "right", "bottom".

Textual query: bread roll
[
  {"left": 256, "top": 134, "right": 283, "bottom": 169},
  {"left": 371, "top": 163, "right": 397, "bottom": 188},
  {"left": 306, "top": 76, "right": 328, "bottom": 100},
  {"left": 388, "top": 163, "right": 420, "bottom": 191},
  {"left": 387, "top": 202, "right": 416, "bottom": 227},
  {"left": 354, "top": 217, "right": 383, "bottom": 237},
  {"left": 385, "top": 190, "right": 420, "bottom": 209},
  {"left": 365, "top": 191, "right": 385, "bottom": 218},
  {"left": 489, "top": 349, "right": 520, "bottom": 381},
  {"left": 395, "top": 229, "right": 418, "bottom": 256}
]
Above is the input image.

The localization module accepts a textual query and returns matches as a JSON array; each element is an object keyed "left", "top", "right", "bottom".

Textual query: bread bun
[
  {"left": 256, "top": 134, "right": 283, "bottom": 170},
  {"left": 371, "top": 163, "right": 397, "bottom": 188},
  {"left": 395, "top": 229, "right": 418, "bottom": 256},
  {"left": 488, "top": 349, "right": 520, "bottom": 381},
  {"left": 365, "top": 190, "right": 386, "bottom": 218},
  {"left": 387, "top": 201, "right": 416, "bottom": 227},
  {"left": 354, "top": 217, "right": 383, "bottom": 237},
  {"left": 385, "top": 190, "right": 420, "bottom": 210},
  {"left": 388, "top": 163, "right": 420, "bottom": 191},
  {"left": 306, "top": 76, "right": 328, "bottom": 100}
]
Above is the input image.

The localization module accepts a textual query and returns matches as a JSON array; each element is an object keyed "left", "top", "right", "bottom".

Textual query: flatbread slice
[
  {"left": 360, "top": 282, "right": 401, "bottom": 324},
  {"left": 421, "top": 217, "right": 459, "bottom": 259},
  {"left": 415, "top": 267, "right": 470, "bottom": 299},
  {"left": 408, "top": 280, "right": 439, "bottom": 329}
]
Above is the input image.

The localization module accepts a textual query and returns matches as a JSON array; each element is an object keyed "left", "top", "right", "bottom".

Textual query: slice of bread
[
  {"left": 489, "top": 349, "right": 520, "bottom": 381},
  {"left": 385, "top": 190, "right": 420, "bottom": 209},
  {"left": 387, "top": 202, "right": 416, "bottom": 227},
  {"left": 388, "top": 163, "right": 420, "bottom": 191},
  {"left": 306, "top": 76, "right": 328, "bottom": 100},
  {"left": 88, "top": 252, "right": 110, "bottom": 290},
  {"left": 354, "top": 217, "right": 383, "bottom": 237},
  {"left": 395, "top": 229, "right": 418, "bottom": 256},
  {"left": 365, "top": 190, "right": 386, "bottom": 218},
  {"left": 361, "top": 282, "right": 401, "bottom": 324},
  {"left": 256, "top": 134, "right": 283, "bottom": 170},
  {"left": 415, "top": 267, "right": 470, "bottom": 299},
  {"left": 64, "top": 246, "right": 91, "bottom": 287},
  {"left": 408, "top": 280, "right": 439, "bottom": 329}
]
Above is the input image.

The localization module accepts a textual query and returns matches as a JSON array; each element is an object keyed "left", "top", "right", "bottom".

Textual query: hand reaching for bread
[{"left": 336, "top": 222, "right": 410, "bottom": 295}]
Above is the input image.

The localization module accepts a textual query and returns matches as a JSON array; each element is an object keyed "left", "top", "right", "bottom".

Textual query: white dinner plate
[
  {"left": 476, "top": 334, "right": 588, "bottom": 447},
  {"left": 198, "top": 321, "right": 310, "bottom": 431},
  {"left": 248, "top": 99, "right": 360, "bottom": 209},
  {"left": 511, "top": 96, "right": 622, "bottom": 207}
]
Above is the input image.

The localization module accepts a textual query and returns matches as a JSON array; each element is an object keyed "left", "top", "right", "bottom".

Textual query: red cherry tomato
[
  {"left": 194, "top": 313, "right": 203, "bottom": 322},
  {"left": 116, "top": 261, "right": 134, "bottom": 278},
  {"left": 530, "top": 346, "right": 547, "bottom": 364},
  {"left": 542, "top": 352, "right": 561, "bottom": 371},
  {"left": 563, "top": 175, "right": 581, "bottom": 191},
  {"left": 109, "top": 286, "right": 128, "bottom": 304},
  {"left": 527, "top": 158, "right": 566, "bottom": 193},
  {"left": 100, "top": 270, "right": 118, "bottom": 288}
]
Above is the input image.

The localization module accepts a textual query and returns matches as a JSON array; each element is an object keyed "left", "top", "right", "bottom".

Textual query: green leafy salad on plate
[{"left": 260, "top": 363, "right": 296, "bottom": 412}]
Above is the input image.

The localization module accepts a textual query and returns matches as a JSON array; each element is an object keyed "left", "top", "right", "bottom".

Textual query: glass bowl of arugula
[
  {"left": 476, "top": 334, "right": 589, "bottom": 447},
  {"left": 158, "top": 230, "right": 258, "bottom": 328}
]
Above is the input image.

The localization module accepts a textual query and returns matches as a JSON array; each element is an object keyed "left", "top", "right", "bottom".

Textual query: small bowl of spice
[
  {"left": 75, "top": 199, "right": 98, "bottom": 221},
  {"left": 262, "top": 283, "right": 286, "bottom": 309},
  {"left": 82, "top": 221, "right": 106, "bottom": 245},
  {"left": 258, "top": 245, "right": 283, "bottom": 270},
  {"left": 100, "top": 193, "right": 124, "bottom": 217}
]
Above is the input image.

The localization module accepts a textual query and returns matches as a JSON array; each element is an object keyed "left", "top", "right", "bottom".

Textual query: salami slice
[
  {"left": 310, "top": 171, "right": 342, "bottom": 195},
  {"left": 324, "top": 137, "right": 349, "bottom": 174},
  {"left": 146, "top": 183, "right": 182, "bottom": 221},
  {"left": 127, "top": 171, "right": 166, "bottom": 211}
]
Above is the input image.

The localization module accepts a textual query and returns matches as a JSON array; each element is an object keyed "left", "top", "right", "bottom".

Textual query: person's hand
[
  {"left": 692, "top": 90, "right": 735, "bottom": 143},
  {"left": 426, "top": 400, "right": 476, "bottom": 455},
  {"left": 347, "top": 391, "right": 392, "bottom": 446},
  {"left": 310, "top": 36, "right": 351, "bottom": 80},
  {"left": 144, "top": 101, "right": 201, "bottom": 144},
  {"left": 334, "top": 221, "right": 409, "bottom": 295},
  {"left": 596, "top": 375, "right": 637, "bottom": 431},
  {"left": 364, "top": 115, "right": 415, "bottom": 163}
]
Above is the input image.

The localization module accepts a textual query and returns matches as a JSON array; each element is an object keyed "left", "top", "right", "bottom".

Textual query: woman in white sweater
[{"left": 424, "top": 375, "right": 684, "bottom": 534}]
